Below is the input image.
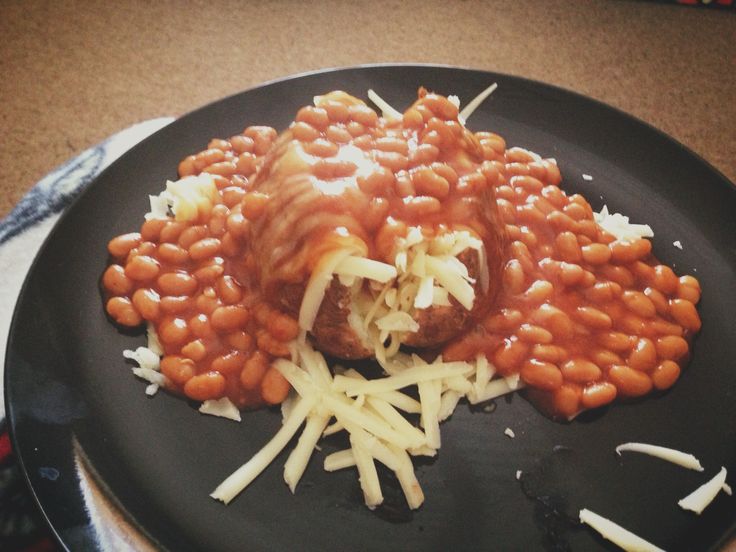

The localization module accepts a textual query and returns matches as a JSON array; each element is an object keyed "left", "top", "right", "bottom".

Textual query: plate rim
[{"left": 5, "top": 63, "right": 736, "bottom": 551}]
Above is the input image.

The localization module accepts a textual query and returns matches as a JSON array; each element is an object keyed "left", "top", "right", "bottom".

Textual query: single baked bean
[
  {"left": 296, "top": 106, "right": 329, "bottom": 130},
  {"left": 226, "top": 331, "right": 253, "bottom": 352},
  {"left": 651, "top": 360, "right": 681, "bottom": 390},
  {"left": 656, "top": 335, "right": 689, "bottom": 360},
  {"left": 643, "top": 287, "right": 668, "bottom": 316},
  {"left": 509, "top": 240, "right": 536, "bottom": 274},
  {"left": 211, "top": 351, "right": 246, "bottom": 376},
  {"left": 677, "top": 279, "right": 701, "bottom": 304},
  {"left": 157, "top": 271, "right": 198, "bottom": 296},
  {"left": 555, "top": 231, "right": 582, "bottom": 263},
  {"left": 242, "top": 192, "right": 269, "bottom": 220},
  {"left": 483, "top": 308, "right": 523, "bottom": 333},
  {"left": 323, "top": 124, "right": 351, "bottom": 144},
  {"left": 581, "top": 243, "right": 611, "bottom": 265},
  {"left": 402, "top": 108, "right": 424, "bottom": 129},
  {"left": 375, "top": 136, "right": 409, "bottom": 155},
  {"left": 373, "top": 151, "right": 408, "bottom": 172},
  {"left": 629, "top": 261, "right": 655, "bottom": 283},
  {"left": 581, "top": 382, "right": 617, "bottom": 409},
  {"left": 128, "top": 241, "right": 156, "bottom": 261},
  {"left": 106, "top": 296, "right": 142, "bottom": 326},
  {"left": 203, "top": 160, "right": 237, "bottom": 177},
  {"left": 493, "top": 338, "right": 529, "bottom": 373},
  {"left": 177, "top": 225, "right": 208, "bottom": 250},
  {"left": 531, "top": 344, "right": 568, "bottom": 364},
  {"left": 523, "top": 280, "right": 554, "bottom": 304},
  {"left": 531, "top": 304, "right": 574, "bottom": 340},
  {"left": 617, "top": 314, "right": 646, "bottom": 336},
  {"left": 541, "top": 185, "right": 566, "bottom": 208},
  {"left": 267, "top": 313, "right": 300, "bottom": 342},
  {"left": 597, "top": 264, "right": 635, "bottom": 288},
  {"left": 188, "top": 238, "right": 221, "bottom": 262},
  {"left": 160, "top": 295, "right": 195, "bottom": 314},
  {"left": 520, "top": 359, "right": 563, "bottom": 391},
  {"left": 194, "top": 261, "right": 225, "bottom": 284},
  {"left": 516, "top": 226, "right": 537, "bottom": 249},
  {"left": 181, "top": 339, "right": 207, "bottom": 362},
  {"left": 456, "top": 172, "right": 487, "bottom": 195},
  {"left": 303, "top": 138, "right": 339, "bottom": 158},
  {"left": 574, "top": 306, "right": 612, "bottom": 330},
  {"left": 609, "top": 239, "right": 651, "bottom": 264},
  {"left": 190, "top": 313, "right": 217, "bottom": 339},
  {"left": 184, "top": 371, "right": 226, "bottom": 401},
  {"left": 577, "top": 220, "right": 599, "bottom": 240},
  {"left": 159, "top": 317, "right": 190, "bottom": 346},
  {"left": 357, "top": 166, "right": 395, "bottom": 196},
  {"left": 108, "top": 233, "right": 142, "bottom": 258},
  {"left": 221, "top": 186, "right": 246, "bottom": 208},
  {"left": 517, "top": 324, "right": 553, "bottom": 344},
  {"left": 503, "top": 259, "right": 526, "bottom": 295},
  {"left": 596, "top": 331, "right": 634, "bottom": 352},
  {"left": 194, "top": 148, "right": 226, "bottom": 172},
  {"left": 261, "top": 366, "right": 291, "bottom": 404},
  {"left": 157, "top": 243, "right": 189, "bottom": 265},
  {"left": 497, "top": 199, "right": 516, "bottom": 224},
  {"left": 402, "top": 196, "right": 442, "bottom": 218},
  {"left": 622, "top": 291, "right": 656, "bottom": 318},
  {"left": 230, "top": 135, "right": 255, "bottom": 154},
  {"left": 590, "top": 348, "right": 622, "bottom": 368},
  {"left": 256, "top": 331, "right": 291, "bottom": 357},
  {"left": 510, "top": 175, "right": 544, "bottom": 194},
  {"left": 669, "top": 298, "right": 701, "bottom": 332},
  {"left": 408, "top": 144, "right": 440, "bottom": 167},
  {"left": 554, "top": 385, "right": 581, "bottom": 418},
  {"left": 547, "top": 211, "right": 579, "bottom": 234},
  {"left": 579, "top": 270, "right": 596, "bottom": 288},
  {"left": 346, "top": 121, "right": 366, "bottom": 137},
  {"left": 291, "top": 121, "right": 320, "bottom": 142},
  {"left": 313, "top": 158, "right": 358, "bottom": 179},
  {"left": 516, "top": 204, "right": 546, "bottom": 226},
  {"left": 608, "top": 365, "right": 652, "bottom": 397},
  {"left": 211, "top": 305, "right": 249, "bottom": 331},
  {"left": 505, "top": 162, "right": 531, "bottom": 177},
  {"left": 226, "top": 212, "right": 250, "bottom": 240},
  {"left": 563, "top": 202, "right": 587, "bottom": 221},
  {"left": 103, "top": 264, "right": 133, "bottom": 295},
  {"left": 216, "top": 276, "right": 243, "bottom": 305},
  {"left": 528, "top": 195, "right": 557, "bottom": 216},
  {"left": 410, "top": 167, "right": 450, "bottom": 199},
  {"left": 561, "top": 358, "right": 602, "bottom": 384},
  {"left": 542, "top": 160, "right": 562, "bottom": 185},
  {"left": 558, "top": 262, "right": 584, "bottom": 286},
  {"left": 628, "top": 337, "right": 657, "bottom": 371},
  {"left": 160, "top": 221, "right": 187, "bottom": 243},
  {"left": 160, "top": 355, "right": 196, "bottom": 386},
  {"left": 132, "top": 288, "right": 161, "bottom": 321},
  {"left": 646, "top": 319, "right": 683, "bottom": 337},
  {"left": 348, "top": 104, "right": 378, "bottom": 127},
  {"left": 320, "top": 100, "right": 350, "bottom": 122},
  {"left": 125, "top": 255, "right": 160, "bottom": 281},
  {"left": 583, "top": 281, "right": 622, "bottom": 303},
  {"left": 140, "top": 219, "right": 167, "bottom": 242},
  {"left": 651, "top": 265, "right": 679, "bottom": 294},
  {"left": 178, "top": 155, "right": 197, "bottom": 177}
]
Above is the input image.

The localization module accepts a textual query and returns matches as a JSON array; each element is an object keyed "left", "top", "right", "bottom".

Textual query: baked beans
[{"left": 103, "top": 90, "right": 701, "bottom": 420}]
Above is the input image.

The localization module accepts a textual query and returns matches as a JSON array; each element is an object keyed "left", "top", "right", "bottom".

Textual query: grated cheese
[
  {"left": 504, "top": 428, "right": 516, "bottom": 439},
  {"left": 459, "top": 83, "right": 498, "bottom": 123},
  {"left": 579, "top": 508, "right": 665, "bottom": 552},
  {"left": 199, "top": 398, "right": 242, "bottom": 422},
  {"left": 673, "top": 240, "right": 683, "bottom": 250},
  {"left": 678, "top": 467, "right": 729, "bottom": 515},
  {"left": 582, "top": 173, "right": 593, "bottom": 181},
  {"left": 594, "top": 205, "right": 654, "bottom": 242},
  {"left": 615, "top": 442, "right": 703, "bottom": 471},
  {"left": 367, "top": 89, "right": 402, "bottom": 121}
]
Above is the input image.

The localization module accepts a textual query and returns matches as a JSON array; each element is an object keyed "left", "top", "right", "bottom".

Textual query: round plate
[{"left": 6, "top": 65, "right": 736, "bottom": 552}]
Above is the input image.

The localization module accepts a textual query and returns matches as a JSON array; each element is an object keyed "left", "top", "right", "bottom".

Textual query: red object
[{"left": 0, "top": 431, "right": 12, "bottom": 461}]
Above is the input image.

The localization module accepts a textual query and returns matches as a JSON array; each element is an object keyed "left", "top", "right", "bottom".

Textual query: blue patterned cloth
[{"left": 0, "top": 117, "right": 174, "bottom": 421}]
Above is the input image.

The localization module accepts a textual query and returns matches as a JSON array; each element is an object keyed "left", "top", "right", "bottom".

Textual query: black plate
[{"left": 6, "top": 65, "right": 736, "bottom": 552}]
